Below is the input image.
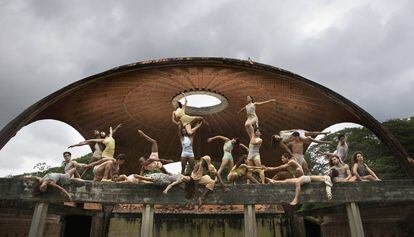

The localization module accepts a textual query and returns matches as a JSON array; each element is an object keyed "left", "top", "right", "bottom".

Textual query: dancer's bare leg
[
  {"left": 138, "top": 130, "right": 158, "bottom": 152},
  {"left": 302, "top": 160, "right": 311, "bottom": 175},
  {"left": 244, "top": 119, "right": 255, "bottom": 138},
  {"left": 81, "top": 156, "right": 100, "bottom": 178},
  {"left": 181, "top": 157, "right": 187, "bottom": 175},
  {"left": 217, "top": 159, "right": 232, "bottom": 181},
  {"left": 305, "top": 131, "right": 330, "bottom": 136}
]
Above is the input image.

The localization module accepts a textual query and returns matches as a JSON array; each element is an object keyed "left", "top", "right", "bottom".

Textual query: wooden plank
[{"left": 1, "top": 178, "right": 414, "bottom": 205}]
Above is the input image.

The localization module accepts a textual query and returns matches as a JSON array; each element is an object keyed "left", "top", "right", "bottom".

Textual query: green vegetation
[{"left": 305, "top": 117, "right": 413, "bottom": 180}]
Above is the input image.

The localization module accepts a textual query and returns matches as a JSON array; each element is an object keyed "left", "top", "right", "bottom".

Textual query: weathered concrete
[
  {"left": 1, "top": 178, "right": 414, "bottom": 205},
  {"left": 244, "top": 205, "right": 257, "bottom": 237},
  {"left": 28, "top": 202, "right": 48, "bottom": 237},
  {"left": 346, "top": 203, "right": 365, "bottom": 237}
]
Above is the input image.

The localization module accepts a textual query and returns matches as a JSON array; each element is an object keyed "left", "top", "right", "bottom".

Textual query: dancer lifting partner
[
  {"left": 179, "top": 122, "right": 202, "bottom": 175},
  {"left": 172, "top": 92, "right": 207, "bottom": 135},
  {"left": 137, "top": 129, "right": 173, "bottom": 175},
  {"left": 267, "top": 169, "right": 338, "bottom": 205},
  {"left": 282, "top": 132, "right": 331, "bottom": 175},
  {"left": 238, "top": 95, "right": 275, "bottom": 136},
  {"left": 247, "top": 127, "right": 265, "bottom": 183},
  {"left": 207, "top": 135, "right": 249, "bottom": 181}
]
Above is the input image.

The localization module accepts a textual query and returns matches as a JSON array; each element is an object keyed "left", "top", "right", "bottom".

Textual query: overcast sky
[{"left": 0, "top": 0, "right": 413, "bottom": 176}]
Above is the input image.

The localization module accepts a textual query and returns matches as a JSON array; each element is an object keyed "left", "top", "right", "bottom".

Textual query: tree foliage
[{"left": 305, "top": 117, "right": 413, "bottom": 180}]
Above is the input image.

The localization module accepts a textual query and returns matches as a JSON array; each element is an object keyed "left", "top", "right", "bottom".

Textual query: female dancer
[
  {"left": 69, "top": 124, "right": 122, "bottom": 177},
  {"left": 191, "top": 155, "right": 227, "bottom": 207},
  {"left": 207, "top": 135, "right": 249, "bottom": 181},
  {"left": 319, "top": 134, "right": 349, "bottom": 163},
  {"left": 265, "top": 153, "right": 303, "bottom": 179},
  {"left": 25, "top": 166, "right": 86, "bottom": 201},
  {"left": 327, "top": 154, "right": 355, "bottom": 182},
  {"left": 227, "top": 155, "right": 263, "bottom": 184},
  {"left": 120, "top": 173, "right": 191, "bottom": 194},
  {"left": 86, "top": 154, "right": 126, "bottom": 181},
  {"left": 172, "top": 93, "right": 207, "bottom": 135},
  {"left": 179, "top": 122, "right": 202, "bottom": 175},
  {"left": 267, "top": 169, "right": 338, "bottom": 205},
  {"left": 238, "top": 95, "right": 275, "bottom": 136},
  {"left": 352, "top": 151, "right": 380, "bottom": 181},
  {"left": 137, "top": 129, "right": 173, "bottom": 175},
  {"left": 247, "top": 127, "right": 265, "bottom": 183}
]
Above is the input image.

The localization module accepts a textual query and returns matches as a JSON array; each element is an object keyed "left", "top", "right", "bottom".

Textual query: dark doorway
[
  {"left": 305, "top": 218, "right": 321, "bottom": 237},
  {"left": 64, "top": 215, "right": 92, "bottom": 237}
]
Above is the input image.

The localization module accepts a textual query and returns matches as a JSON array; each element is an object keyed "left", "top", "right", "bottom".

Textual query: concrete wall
[{"left": 108, "top": 213, "right": 290, "bottom": 237}]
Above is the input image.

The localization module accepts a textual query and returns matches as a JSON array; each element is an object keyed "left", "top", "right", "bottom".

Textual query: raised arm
[
  {"left": 112, "top": 124, "right": 122, "bottom": 135},
  {"left": 109, "top": 127, "right": 113, "bottom": 137},
  {"left": 207, "top": 135, "right": 229, "bottom": 143},
  {"left": 254, "top": 99, "right": 276, "bottom": 106},
  {"left": 304, "top": 137, "right": 332, "bottom": 145},
  {"left": 68, "top": 141, "right": 91, "bottom": 149},
  {"left": 181, "top": 93, "right": 188, "bottom": 111},
  {"left": 187, "top": 122, "right": 203, "bottom": 136}
]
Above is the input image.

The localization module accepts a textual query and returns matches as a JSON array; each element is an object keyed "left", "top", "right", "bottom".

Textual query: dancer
[
  {"left": 327, "top": 154, "right": 355, "bottom": 182},
  {"left": 227, "top": 155, "right": 264, "bottom": 184},
  {"left": 61, "top": 151, "right": 85, "bottom": 178},
  {"left": 25, "top": 166, "right": 85, "bottom": 201},
  {"left": 191, "top": 155, "right": 227, "bottom": 207},
  {"left": 123, "top": 173, "right": 191, "bottom": 194},
  {"left": 319, "top": 134, "right": 349, "bottom": 163},
  {"left": 238, "top": 95, "right": 275, "bottom": 136},
  {"left": 265, "top": 153, "right": 303, "bottom": 179},
  {"left": 207, "top": 135, "right": 249, "bottom": 180},
  {"left": 137, "top": 129, "right": 173, "bottom": 175},
  {"left": 87, "top": 154, "right": 126, "bottom": 181},
  {"left": 351, "top": 151, "right": 380, "bottom": 181},
  {"left": 73, "top": 125, "right": 121, "bottom": 159},
  {"left": 172, "top": 92, "right": 207, "bottom": 135},
  {"left": 179, "top": 122, "right": 202, "bottom": 175},
  {"left": 68, "top": 124, "right": 122, "bottom": 177},
  {"left": 247, "top": 127, "right": 265, "bottom": 183},
  {"left": 282, "top": 132, "right": 331, "bottom": 175},
  {"left": 267, "top": 169, "right": 338, "bottom": 205}
]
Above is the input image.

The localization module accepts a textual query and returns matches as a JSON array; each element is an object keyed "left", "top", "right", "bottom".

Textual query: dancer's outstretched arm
[
  {"left": 255, "top": 99, "right": 276, "bottom": 106},
  {"left": 68, "top": 141, "right": 91, "bottom": 148},
  {"left": 187, "top": 122, "right": 203, "bottom": 136},
  {"left": 49, "top": 182, "right": 72, "bottom": 201},
  {"left": 240, "top": 143, "right": 249, "bottom": 152},
  {"left": 207, "top": 135, "right": 229, "bottom": 143},
  {"left": 112, "top": 124, "right": 122, "bottom": 135},
  {"left": 238, "top": 106, "right": 246, "bottom": 114}
]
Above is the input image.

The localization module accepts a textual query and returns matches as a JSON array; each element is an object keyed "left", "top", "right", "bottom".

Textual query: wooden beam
[
  {"left": 1, "top": 178, "right": 414, "bottom": 205},
  {"left": 28, "top": 202, "right": 49, "bottom": 237}
]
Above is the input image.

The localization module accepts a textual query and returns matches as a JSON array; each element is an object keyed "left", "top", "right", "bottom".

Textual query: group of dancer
[{"left": 27, "top": 93, "right": 382, "bottom": 206}]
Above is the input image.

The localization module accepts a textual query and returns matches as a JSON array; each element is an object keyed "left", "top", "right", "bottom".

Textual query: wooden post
[
  {"left": 293, "top": 215, "right": 306, "bottom": 237},
  {"left": 141, "top": 204, "right": 154, "bottom": 237},
  {"left": 346, "top": 202, "right": 365, "bottom": 237},
  {"left": 28, "top": 202, "right": 49, "bottom": 237},
  {"left": 244, "top": 204, "right": 257, "bottom": 237},
  {"left": 89, "top": 214, "right": 104, "bottom": 237}
]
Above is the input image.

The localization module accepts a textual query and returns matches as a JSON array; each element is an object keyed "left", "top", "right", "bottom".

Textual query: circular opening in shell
[{"left": 172, "top": 91, "right": 228, "bottom": 115}]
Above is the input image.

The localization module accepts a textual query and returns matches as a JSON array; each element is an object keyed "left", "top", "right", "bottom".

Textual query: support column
[
  {"left": 244, "top": 204, "right": 257, "bottom": 237},
  {"left": 89, "top": 214, "right": 104, "bottom": 237},
  {"left": 293, "top": 215, "right": 306, "bottom": 237},
  {"left": 141, "top": 204, "right": 154, "bottom": 237},
  {"left": 28, "top": 202, "right": 49, "bottom": 237},
  {"left": 346, "top": 202, "right": 365, "bottom": 237}
]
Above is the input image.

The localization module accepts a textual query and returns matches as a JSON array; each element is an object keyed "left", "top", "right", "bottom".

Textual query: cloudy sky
[{"left": 0, "top": 0, "right": 413, "bottom": 176}]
